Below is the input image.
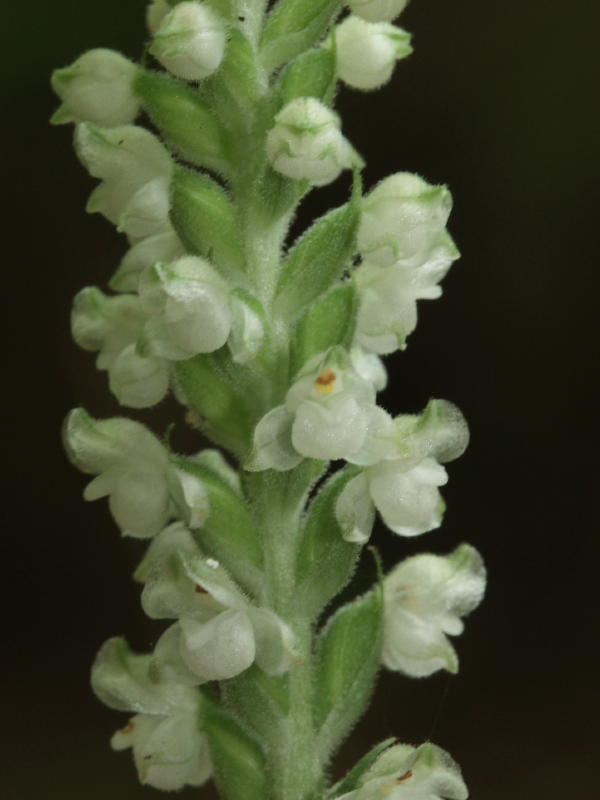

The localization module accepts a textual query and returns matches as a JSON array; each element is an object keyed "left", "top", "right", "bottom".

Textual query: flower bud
[
  {"left": 146, "top": 0, "right": 171, "bottom": 33},
  {"left": 333, "top": 17, "right": 412, "bottom": 91},
  {"left": 51, "top": 49, "right": 140, "bottom": 127},
  {"left": 358, "top": 172, "right": 453, "bottom": 267},
  {"left": 348, "top": 0, "right": 409, "bottom": 23},
  {"left": 150, "top": 1, "right": 226, "bottom": 81},
  {"left": 265, "top": 97, "right": 356, "bottom": 186},
  {"left": 139, "top": 256, "right": 233, "bottom": 359}
]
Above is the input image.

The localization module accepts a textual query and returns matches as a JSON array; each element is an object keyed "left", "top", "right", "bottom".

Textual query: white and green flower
[
  {"left": 357, "top": 173, "right": 457, "bottom": 268},
  {"left": 248, "top": 348, "right": 386, "bottom": 470},
  {"left": 383, "top": 544, "right": 486, "bottom": 677},
  {"left": 63, "top": 409, "right": 209, "bottom": 537},
  {"left": 335, "top": 741, "right": 468, "bottom": 800},
  {"left": 335, "top": 399, "right": 469, "bottom": 542},
  {"left": 91, "top": 637, "right": 211, "bottom": 791},
  {"left": 332, "top": 16, "right": 412, "bottom": 91},
  {"left": 74, "top": 122, "right": 173, "bottom": 227},
  {"left": 266, "top": 98, "right": 357, "bottom": 186},
  {"left": 71, "top": 287, "right": 169, "bottom": 408},
  {"left": 139, "top": 531, "right": 298, "bottom": 681},
  {"left": 51, "top": 49, "right": 140, "bottom": 127}
]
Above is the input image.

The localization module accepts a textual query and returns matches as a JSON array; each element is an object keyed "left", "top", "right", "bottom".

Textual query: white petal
[
  {"left": 110, "top": 467, "right": 171, "bottom": 538},
  {"left": 247, "top": 405, "right": 302, "bottom": 471},
  {"left": 335, "top": 473, "right": 376, "bottom": 543},
  {"left": 118, "top": 176, "right": 171, "bottom": 242},
  {"left": 382, "top": 607, "right": 458, "bottom": 676},
  {"left": 347, "top": 405, "right": 397, "bottom": 466},
  {"left": 292, "top": 396, "right": 368, "bottom": 460},
  {"left": 179, "top": 608, "right": 256, "bottom": 681},
  {"left": 168, "top": 467, "right": 210, "bottom": 529},
  {"left": 111, "top": 230, "right": 185, "bottom": 293},
  {"left": 151, "top": 624, "right": 208, "bottom": 686},
  {"left": 109, "top": 344, "right": 170, "bottom": 408}
]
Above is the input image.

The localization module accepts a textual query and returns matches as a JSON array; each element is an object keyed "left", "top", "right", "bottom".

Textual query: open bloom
[
  {"left": 333, "top": 16, "right": 412, "bottom": 91},
  {"left": 71, "top": 287, "right": 169, "bottom": 407},
  {"left": 51, "top": 49, "right": 140, "bottom": 127},
  {"left": 383, "top": 544, "right": 486, "bottom": 676},
  {"left": 63, "top": 409, "right": 208, "bottom": 537},
  {"left": 335, "top": 399, "right": 469, "bottom": 541},
  {"left": 266, "top": 98, "right": 357, "bottom": 186},
  {"left": 335, "top": 741, "right": 468, "bottom": 800},
  {"left": 248, "top": 348, "right": 386, "bottom": 470},
  {"left": 74, "top": 122, "right": 174, "bottom": 227},
  {"left": 139, "top": 527, "right": 298, "bottom": 682},
  {"left": 358, "top": 173, "right": 455, "bottom": 268},
  {"left": 150, "top": 1, "right": 226, "bottom": 81},
  {"left": 91, "top": 637, "right": 211, "bottom": 791}
]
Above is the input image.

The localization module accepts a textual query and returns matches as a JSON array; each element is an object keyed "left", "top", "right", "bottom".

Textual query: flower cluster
[{"left": 54, "top": 0, "right": 483, "bottom": 797}]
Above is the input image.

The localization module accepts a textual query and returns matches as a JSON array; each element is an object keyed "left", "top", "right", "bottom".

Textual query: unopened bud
[
  {"left": 265, "top": 98, "right": 356, "bottom": 186},
  {"left": 51, "top": 49, "right": 140, "bottom": 127},
  {"left": 150, "top": 1, "right": 226, "bottom": 81},
  {"left": 146, "top": 0, "right": 171, "bottom": 33},
  {"left": 334, "top": 17, "right": 412, "bottom": 91}
]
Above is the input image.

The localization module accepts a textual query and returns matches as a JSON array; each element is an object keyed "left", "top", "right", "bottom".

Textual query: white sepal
[
  {"left": 118, "top": 176, "right": 172, "bottom": 242},
  {"left": 334, "top": 473, "right": 376, "bottom": 543},
  {"left": 179, "top": 608, "right": 257, "bottom": 681},
  {"left": 75, "top": 123, "right": 173, "bottom": 225},
  {"left": 357, "top": 172, "right": 454, "bottom": 267},
  {"left": 336, "top": 741, "right": 468, "bottom": 800},
  {"left": 266, "top": 98, "right": 357, "bottom": 186},
  {"left": 347, "top": 0, "right": 409, "bottom": 24},
  {"left": 150, "top": 1, "right": 226, "bottom": 81},
  {"left": 109, "top": 344, "right": 170, "bottom": 408},
  {"left": 350, "top": 347, "right": 388, "bottom": 391},
  {"left": 382, "top": 544, "right": 486, "bottom": 677},
  {"left": 139, "top": 256, "right": 232, "bottom": 359},
  {"left": 333, "top": 17, "right": 412, "bottom": 91},
  {"left": 111, "top": 231, "right": 186, "bottom": 293},
  {"left": 51, "top": 49, "right": 140, "bottom": 127}
]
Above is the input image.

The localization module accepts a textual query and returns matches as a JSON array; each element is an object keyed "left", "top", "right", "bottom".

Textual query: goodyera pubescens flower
[
  {"left": 63, "top": 409, "right": 209, "bottom": 537},
  {"left": 347, "top": 0, "right": 410, "bottom": 24},
  {"left": 138, "top": 524, "right": 299, "bottom": 682},
  {"left": 150, "top": 1, "right": 226, "bottom": 81},
  {"left": 248, "top": 348, "right": 389, "bottom": 469},
  {"left": 266, "top": 98, "right": 357, "bottom": 186},
  {"left": 334, "top": 742, "right": 468, "bottom": 800},
  {"left": 382, "top": 544, "right": 486, "bottom": 677},
  {"left": 335, "top": 399, "right": 469, "bottom": 542},
  {"left": 333, "top": 16, "right": 412, "bottom": 91},
  {"left": 51, "top": 49, "right": 140, "bottom": 127},
  {"left": 91, "top": 637, "right": 212, "bottom": 791}
]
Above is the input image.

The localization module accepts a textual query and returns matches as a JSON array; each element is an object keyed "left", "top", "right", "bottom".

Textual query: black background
[{"left": 3, "top": 1, "right": 599, "bottom": 798}]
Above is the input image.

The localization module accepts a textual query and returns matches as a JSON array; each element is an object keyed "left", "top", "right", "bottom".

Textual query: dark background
[{"left": 3, "top": 1, "right": 599, "bottom": 797}]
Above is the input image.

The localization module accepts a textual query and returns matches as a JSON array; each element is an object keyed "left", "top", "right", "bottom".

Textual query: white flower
[
  {"left": 335, "top": 399, "right": 469, "bottom": 541},
  {"left": 357, "top": 173, "right": 455, "bottom": 267},
  {"left": 139, "top": 533, "right": 298, "bottom": 681},
  {"left": 335, "top": 741, "right": 468, "bottom": 800},
  {"left": 383, "top": 544, "right": 486, "bottom": 677},
  {"left": 51, "top": 49, "right": 140, "bottom": 127},
  {"left": 150, "top": 1, "right": 226, "bottom": 81},
  {"left": 91, "top": 637, "right": 211, "bottom": 791},
  {"left": 248, "top": 349, "right": 385, "bottom": 470},
  {"left": 333, "top": 17, "right": 412, "bottom": 91},
  {"left": 74, "top": 122, "right": 173, "bottom": 226},
  {"left": 347, "top": 0, "right": 409, "bottom": 24},
  {"left": 265, "top": 98, "right": 357, "bottom": 186},
  {"left": 71, "top": 287, "right": 169, "bottom": 408},
  {"left": 63, "top": 409, "right": 209, "bottom": 537},
  {"left": 146, "top": 0, "right": 171, "bottom": 34},
  {"left": 138, "top": 256, "right": 233, "bottom": 360}
]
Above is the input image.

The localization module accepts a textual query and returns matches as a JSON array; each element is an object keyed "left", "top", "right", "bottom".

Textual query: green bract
[{"left": 53, "top": 1, "right": 480, "bottom": 798}]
